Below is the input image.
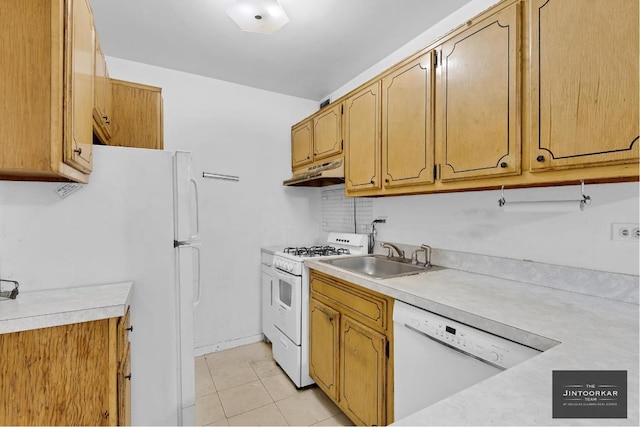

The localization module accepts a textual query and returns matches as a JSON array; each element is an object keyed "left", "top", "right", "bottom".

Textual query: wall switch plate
[{"left": 611, "top": 223, "right": 640, "bottom": 242}]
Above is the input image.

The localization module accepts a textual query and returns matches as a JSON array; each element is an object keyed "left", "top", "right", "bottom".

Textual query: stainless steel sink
[{"left": 321, "top": 255, "right": 441, "bottom": 279}]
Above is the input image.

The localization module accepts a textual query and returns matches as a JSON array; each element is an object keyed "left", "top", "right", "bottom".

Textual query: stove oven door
[{"left": 272, "top": 267, "right": 302, "bottom": 345}]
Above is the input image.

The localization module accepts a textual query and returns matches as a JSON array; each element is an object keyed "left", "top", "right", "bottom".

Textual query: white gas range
[{"left": 269, "top": 233, "right": 368, "bottom": 388}]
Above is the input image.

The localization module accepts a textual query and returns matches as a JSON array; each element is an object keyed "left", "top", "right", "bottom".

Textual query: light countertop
[
  {"left": 305, "top": 258, "right": 639, "bottom": 426},
  {"left": 0, "top": 282, "right": 133, "bottom": 334}
]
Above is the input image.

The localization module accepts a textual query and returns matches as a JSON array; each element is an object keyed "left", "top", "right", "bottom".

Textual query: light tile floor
[{"left": 195, "top": 341, "right": 354, "bottom": 426}]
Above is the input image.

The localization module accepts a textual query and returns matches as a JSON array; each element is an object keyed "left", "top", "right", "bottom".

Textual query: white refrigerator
[
  {"left": 0, "top": 146, "right": 200, "bottom": 425},
  {"left": 172, "top": 150, "right": 201, "bottom": 425}
]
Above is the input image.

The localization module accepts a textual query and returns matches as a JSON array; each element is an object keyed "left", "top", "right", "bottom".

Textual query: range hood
[{"left": 283, "top": 158, "right": 345, "bottom": 187}]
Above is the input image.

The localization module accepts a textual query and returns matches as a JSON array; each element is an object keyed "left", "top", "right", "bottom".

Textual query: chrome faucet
[
  {"left": 411, "top": 244, "right": 432, "bottom": 267},
  {"left": 380, "top": 242, "right": 405, "bottom": 259}
]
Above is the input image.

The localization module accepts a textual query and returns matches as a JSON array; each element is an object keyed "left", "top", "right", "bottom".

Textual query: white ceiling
[{"left": 89, "top": 0, "right": 472, "bottom": 101}]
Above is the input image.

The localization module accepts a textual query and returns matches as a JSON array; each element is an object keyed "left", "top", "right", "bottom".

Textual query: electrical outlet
[{"left": 611, "top": 223, "right": 640, "bottom": 242}]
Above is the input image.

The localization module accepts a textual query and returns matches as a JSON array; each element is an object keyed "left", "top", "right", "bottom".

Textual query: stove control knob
[{"left": 490, "top": 351, "right": 500, "bottom": 362}]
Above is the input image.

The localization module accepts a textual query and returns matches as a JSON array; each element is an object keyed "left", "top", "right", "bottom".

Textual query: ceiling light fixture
[{"left": 226, "top": 0, "right": 289, "bottom": 34}]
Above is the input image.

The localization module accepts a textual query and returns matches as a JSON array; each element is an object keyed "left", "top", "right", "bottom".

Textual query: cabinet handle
[
  {"left": 385, "top": 179, "right": 389, "bottom": 183},
  {"left": 73, "top": 148, "right": 82, "bottom": 155},
  {"left": 125, "top": 373, "right": 132, "bottom": 380},
  {"left": 103, "top": 115, "right": 110, "bottom": 125},
  {"left": 126, "top": 325, "right": 133, "bottom": 332},
  {"left": 500, "top": 162, "right": 507, "bottom": 168},
  {"left": 370, "top": 180, "right": 374, "bottom": 184},
  {"left": 536, "top": 155, "right": 545, "bottom": 162},
  {"left": 328, "top": 316, "right": 334, "bottom": 322}
]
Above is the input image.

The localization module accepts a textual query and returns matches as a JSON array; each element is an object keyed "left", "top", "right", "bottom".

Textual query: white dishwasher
[{"left": 393, "top": 301, "right": 541, "bottom": 420}]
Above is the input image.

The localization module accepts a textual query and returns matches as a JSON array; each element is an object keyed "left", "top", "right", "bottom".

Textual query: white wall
[
  {"left": 324, "top": 0, "right": 639, "bottom": 276},
  {"left": 105, "top": 57, "right": 322, "bottom": 352},
  {"left": 371, "top": 183, "right": 639, "bottom": 275}
]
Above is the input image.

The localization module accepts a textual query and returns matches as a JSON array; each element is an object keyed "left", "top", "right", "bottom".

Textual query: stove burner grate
[{"left": 283, "top": 246, "right": 351, "bottom": 257}]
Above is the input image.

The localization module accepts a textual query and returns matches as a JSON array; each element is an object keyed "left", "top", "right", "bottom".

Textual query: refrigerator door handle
[
  {"left": 193, "top": 246, "right": 202, "bottom": 307},
  {"left": 190, "top": 177, "right": 200, "bottom": 240},
  {"left": 174, "top": 240, "right": 201, "bottom": 248}
]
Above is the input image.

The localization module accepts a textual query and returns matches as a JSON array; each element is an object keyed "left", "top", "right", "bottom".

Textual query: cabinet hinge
[
  {"left": 341, "top": 104, "right": 344, "bottom": 114},
  {"left": 385, "top": 340, "right": 390, "bottom": 358},
  {"left": 433, "top": 51, "right": 438, "bottom": 68},
  {"left": 341, "top": 140, "right": 344, "bottom": 150},
  {"left": 433, "top": 165, "right": 438, "bottom": 180}
]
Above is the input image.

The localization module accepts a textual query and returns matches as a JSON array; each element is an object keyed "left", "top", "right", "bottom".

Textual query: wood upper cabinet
[
  {"left": 0, "top": 0, "right": 94, "bottom": 183},
  {"left": 530, "top": 0, "right": 639, "bottom": 171},
  {"left": 309, "top": 270, "right": 394, "bottom": 425},
  {"left": 0, "top": 313, "right": 131, "bottom": 426},
  {"left": 93, "top": 38, "right": 112, "bottom": 144},
  {"left": 344, "top": 82, "right": 382, "bottom": 192},
  {"left": 64, "top": 0, "right": 95, "bottom": 174},
  {"left": 382, "top": 51, "right": 435, "bottom": 188},
  {"left": 435, "top": 2, "right": 521, "bottom": 182},
  {"left": 309, "top": 298, "right": 341, "bottom": 402},
  {"left": 291, "top": 119, "right": 313, "bottom": 168},
  {"left": 110, "top": 79, "right": 164, "bottom": 150},
  {"left": 291, "top": 103, "right": 343, "bottom": 170},
  {"left": 314, "top": 103, "right": 343, "bottom": 161},
  {"left": 340, "top": 316, "right": 387, "bottom": 426}
]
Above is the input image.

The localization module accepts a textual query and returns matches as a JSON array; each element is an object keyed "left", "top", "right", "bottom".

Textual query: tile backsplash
[{"left": 321, "top": 187, "right": 372, "bottom": 234}]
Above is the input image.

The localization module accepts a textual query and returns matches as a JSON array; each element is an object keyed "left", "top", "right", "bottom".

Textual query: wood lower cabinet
[
  {"left": 0, "top": 312, "right": 132, "bottom": 426},
  {"left": 0, "top": 0, "right": 94, "bottom": 183},
  {"left": 340, "top": 317, "right": 387, "bottom": 426},
  {"left": 110, "top": 79, "right": 164, "bottom": 150},
  {"left": 309, "top": 298, "right": 340, "bottom": 401},
  {"left": 309, "top": 270, "right": 393, "bottom": 426},
  {"left": 530, "top": 0, "right": 639, "bottom": 171},
  {"left": 435, "top": 2, "right": 521, "bottom": 182}
]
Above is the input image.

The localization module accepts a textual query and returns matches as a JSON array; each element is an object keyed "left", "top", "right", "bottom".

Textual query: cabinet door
[
  {"left": 530, "top": 0, "right": 639, "bottom": 170},
  {"left": 309, "top": 297, "right": 340, "bottom": 401},
  {"left": 64, "top": 0, "right": 95, "bottom": 173},
  {"left": 340, "top": 316, "right": 386, "bottom": 426},
  {"left": 291, "top": 120, "right": 313, "bottom": 168},
  {"left": 110, "top": 79, "right": 164, "bottom": 150},
  {"left": 0, "top": 321, "right": 111, "bottom": 425},
  {"left": 313, "top": 103, "right": 342, "bottom": 160},
  {"left": 118, "top": 344, "right": 132, "bottom": 426},
  {"left": 344, "top": 82, "right": 382, "bottom": 192},
  {"left": 382, "top": 51, "right": 435, "bottom": 188},
  {"left": 93, "top": 38, "right": 112, "bottom": 143},
  {"left": 436, "top": 3, "right": 521, "bottom": 181}
]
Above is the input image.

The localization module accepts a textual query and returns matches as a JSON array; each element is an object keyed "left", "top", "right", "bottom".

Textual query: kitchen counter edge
[{"left": 0, "top": 282, "right": 133, "bottom": 335}]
